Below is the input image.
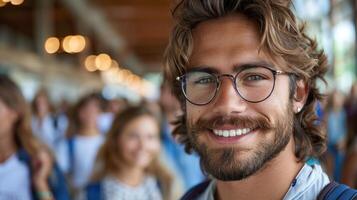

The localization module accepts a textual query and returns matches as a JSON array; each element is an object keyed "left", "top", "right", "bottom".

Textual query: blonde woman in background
[{"left": 84, "top": 105, "right": 174, "bottom": 200}]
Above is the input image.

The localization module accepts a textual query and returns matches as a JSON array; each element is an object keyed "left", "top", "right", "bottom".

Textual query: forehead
[
  {"left": 125, "top": 115, "right": 158, "bottom": 130},
  {"left": 189, "top": 14, "right": 284, "bottom": 72}
]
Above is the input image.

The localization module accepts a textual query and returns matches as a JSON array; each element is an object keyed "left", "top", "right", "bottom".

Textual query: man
[{"left": 164, "top": 0, "right": 341, "bottom": 199}]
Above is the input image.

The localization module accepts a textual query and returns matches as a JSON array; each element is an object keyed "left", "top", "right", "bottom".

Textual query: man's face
[{"left": 186, "top": 14, "right": 295, "bottom": 181}]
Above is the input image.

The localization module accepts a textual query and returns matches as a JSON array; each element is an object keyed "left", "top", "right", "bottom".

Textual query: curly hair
[{"left": 163, "top": 0, "right": 328, "bottom": 161}]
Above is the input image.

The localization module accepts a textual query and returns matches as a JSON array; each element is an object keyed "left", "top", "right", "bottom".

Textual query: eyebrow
[
  {"left": 234, "top": 61, "right": 276, "bottom": 73},
  {"left": 187, "top": 60, "right": 276, "bottom": 74}
]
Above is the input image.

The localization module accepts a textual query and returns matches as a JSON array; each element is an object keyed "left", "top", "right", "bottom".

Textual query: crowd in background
[
  {"left": 0, "top": 74, "right": 204, "bottom": 200},
  {"left": 323, "top": 82, "right": 357, "bottom": 187},
  {"left": 0, "top": 72, "right": 356, "bottom": 200}
]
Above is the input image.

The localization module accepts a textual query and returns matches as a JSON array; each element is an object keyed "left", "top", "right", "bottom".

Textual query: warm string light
[
  {"left": 95, "top": 53, "right": 112, "bottom": 71},
  {"left": 103, "top": 64, "right": 154, "bottom": 96},
  {"left": 44, "top": 35, "right": 86, "bottom": 54},
  {"left": 44, "top": 37, "right": 60, "bottom": 54},
  {"left": 10, "top": 0, "right": 24, "bottom": 5},
  {"left": 62, "top": 35, "right": 86, "bottom": 53},
  {"left": 0, "top": 0, "right": 7, "bottom": 7},
  {"left": 0, "top": 0, "right": 25, "bottom": 7},
  {"left": 84, "top": 55, "right": 153, "bottom": 96},
  {"left": 84, "top": 54, "right": 114, "bottom": 72},
  {"left": 84, "top": 55, "right": 97, "bottom": 72}
]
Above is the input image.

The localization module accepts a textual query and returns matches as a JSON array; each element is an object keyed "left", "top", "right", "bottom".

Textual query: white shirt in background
[
  {"left": 71, "top": 134, "right": 104, "bottom": 189},
  {"left": 0, "top": 153, "right": 32, "bottom": 200},
  {"left": 103, "top": 175, "right": 162, "bottom": 200},
  {"left": 31, "top": 115, "right": 57, "bottom": 151}
]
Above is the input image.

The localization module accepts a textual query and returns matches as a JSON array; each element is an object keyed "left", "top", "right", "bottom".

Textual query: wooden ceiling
[
  {"left": 0, "top": 0, "right": 175, "bottom": 73},
  {"left": 91, "top": 0, "right": 174, "bottom": 72}
]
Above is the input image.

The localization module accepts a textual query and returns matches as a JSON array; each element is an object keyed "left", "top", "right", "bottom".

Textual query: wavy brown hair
[
  {"left": 0, "top": 74, "right": 43, "bottom": 158},
  {"left": 164, "top": 0, "right": 328, "bottom": 161},
  {"left": 91, "top": 105, "right": 173, "bottom": 200}
]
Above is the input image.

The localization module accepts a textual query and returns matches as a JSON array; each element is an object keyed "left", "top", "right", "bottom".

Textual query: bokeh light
[
  {"left": 44, "top": 37, "right": 60, "bottom": 54},
  {"left": 62, "top": 35, "right": 86, "bottom": 53},
  {"left": 10, "top": 0, "right": 24, "bottom": 5},
  {"left": 84, "top": 55, "right": 97, "bottom": 72},
  {"left": 0, "top": 0, "right": 7, "bottom": 7},
  {"left": 62, "top": 35, "right": 72, "bottom": 53},
  {"left": 69, "top": 35, "right": 86, "bottom": 53},
  {"left": 95, "top": 53, "right": 112, "bottom": 71}
]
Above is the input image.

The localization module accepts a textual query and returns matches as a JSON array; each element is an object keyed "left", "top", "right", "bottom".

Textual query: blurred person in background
[
  {"left": 342, "top": 81, "right": 357, "bottom": 187},
  {"left": 97, "top": 97, "right": 128, "bottom": 135},
  {"left": 31, "top": 89, "right": 58, "bottom": 152},
  {"left": 85, "top": 106, "right": 174, "bottom": 200},
  {"left": 53, "top": 99, "right": 70, "bottom": 140},
  {"left": 59, "top": 93, "right": 105, "bottom": 198},
  {"left": 108, "top": 98, "right": 128, "bottom": 114},
  {"left": 0, "top": 74, "right": 69, "bottom": 200},
  {"left": 325, "top": 90, "right": 348, "bottom": 181},
  {"left": 159, "top": 82, "right": 204, "bottom": 190}
]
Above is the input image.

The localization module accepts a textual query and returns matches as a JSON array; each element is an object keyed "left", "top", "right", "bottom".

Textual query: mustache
[{"left": 189, "top": 115, "right": 274, "bottom": 134}]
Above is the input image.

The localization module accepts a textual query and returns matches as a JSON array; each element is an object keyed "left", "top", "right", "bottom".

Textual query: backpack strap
[
  {"left": 67, "top": 137, "right": 75, "bottom": 176},
  {"left": 86, "top": 182, "right": 102, "bottom": 200},
  {"left": 318, "top": 181, "right": 357, "bottom": 200},
  {"left": 180, "top": 180, "right": 211, "bottom": 200}
]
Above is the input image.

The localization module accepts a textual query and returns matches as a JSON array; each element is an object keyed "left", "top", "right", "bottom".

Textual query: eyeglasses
[{"left": 176, "top": 66, "right": 287, "bottom": 105}]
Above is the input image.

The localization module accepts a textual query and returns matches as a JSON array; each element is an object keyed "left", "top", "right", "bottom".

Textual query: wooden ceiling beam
[
  {"left": 91, "top": 0, "right": 170, "bottom": 7},
  {"left": 102, "top": 6, "right": 171, "bottom": 20}
]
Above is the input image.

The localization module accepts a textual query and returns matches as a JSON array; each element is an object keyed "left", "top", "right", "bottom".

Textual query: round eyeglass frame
[{"left": 176, "top": 66, "right": 287, "bottom": 106}]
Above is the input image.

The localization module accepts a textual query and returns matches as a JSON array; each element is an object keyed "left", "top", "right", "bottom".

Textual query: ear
[{"left": 293, "top": 79, "right": 308, "bottom": 114}]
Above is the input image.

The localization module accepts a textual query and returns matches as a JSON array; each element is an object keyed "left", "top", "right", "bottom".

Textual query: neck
[
  {"left": 216, "top": 138, "right": 303, "bottom": 200},
  {"left": 0, "top": 132, "right": 17, "bottom": 163},
  {"left": 78, "top": 125, "right": 99, "bottom": 136},
  {"left": 114, "top": 165, "right": 145, "bottom": 187}
]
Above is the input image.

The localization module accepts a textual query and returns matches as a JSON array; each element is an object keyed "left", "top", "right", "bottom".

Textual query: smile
[{"left": 212, "top": 128, "right": 253, "bottom": 137}]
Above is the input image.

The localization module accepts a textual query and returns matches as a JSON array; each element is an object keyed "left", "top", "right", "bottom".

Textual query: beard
[{"left": 187, "top": 103, "right": 294, "bottom": 181}]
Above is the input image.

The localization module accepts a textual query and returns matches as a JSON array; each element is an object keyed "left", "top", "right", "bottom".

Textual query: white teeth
[
  {"left": 213, "top": 128, "right": 252, "bottom": 137},
  {"left": 223, "top": 130, "right": 229, "bottom": 137},
  {"left": 237, "top": 129, "right": 242, "bottom": 135},
  {"left": 229, "top": 130, "right": 235, "bottom": 137}
]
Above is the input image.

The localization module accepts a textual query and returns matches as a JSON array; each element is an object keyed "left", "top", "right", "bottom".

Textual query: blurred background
[
  {"left": 0, "top": 0, "right": 356, "bottom": 101},
  {"left": 0, "top": 0, "right": 172, "bottom": 103},
  {"left": 0, "top": 0, "right": 357, "bottom": 198}
]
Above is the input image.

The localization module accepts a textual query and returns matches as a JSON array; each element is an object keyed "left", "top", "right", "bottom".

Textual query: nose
[
  {"left": 211, "top": 76, "right": 247, "bottom": 115},
  {"left": 138, "top": 137, "right": 145, "bottom": 150}
]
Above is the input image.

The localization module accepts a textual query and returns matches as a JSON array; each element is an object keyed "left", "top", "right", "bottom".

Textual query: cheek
[
  {"left": 263, "top": 81, "right": 291, "bottom": 109},
  {"left": 122, "top": 141, "right": 137, "bottom": 153},
  {"left": 250, "top": 94, "right": 291, "bottom": 125},
  {"left": 145, "top": 139, "right": 161, "bottom": 155},
  {"left": 187, "top": 103, "right": 205, "bottom": 122}
]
